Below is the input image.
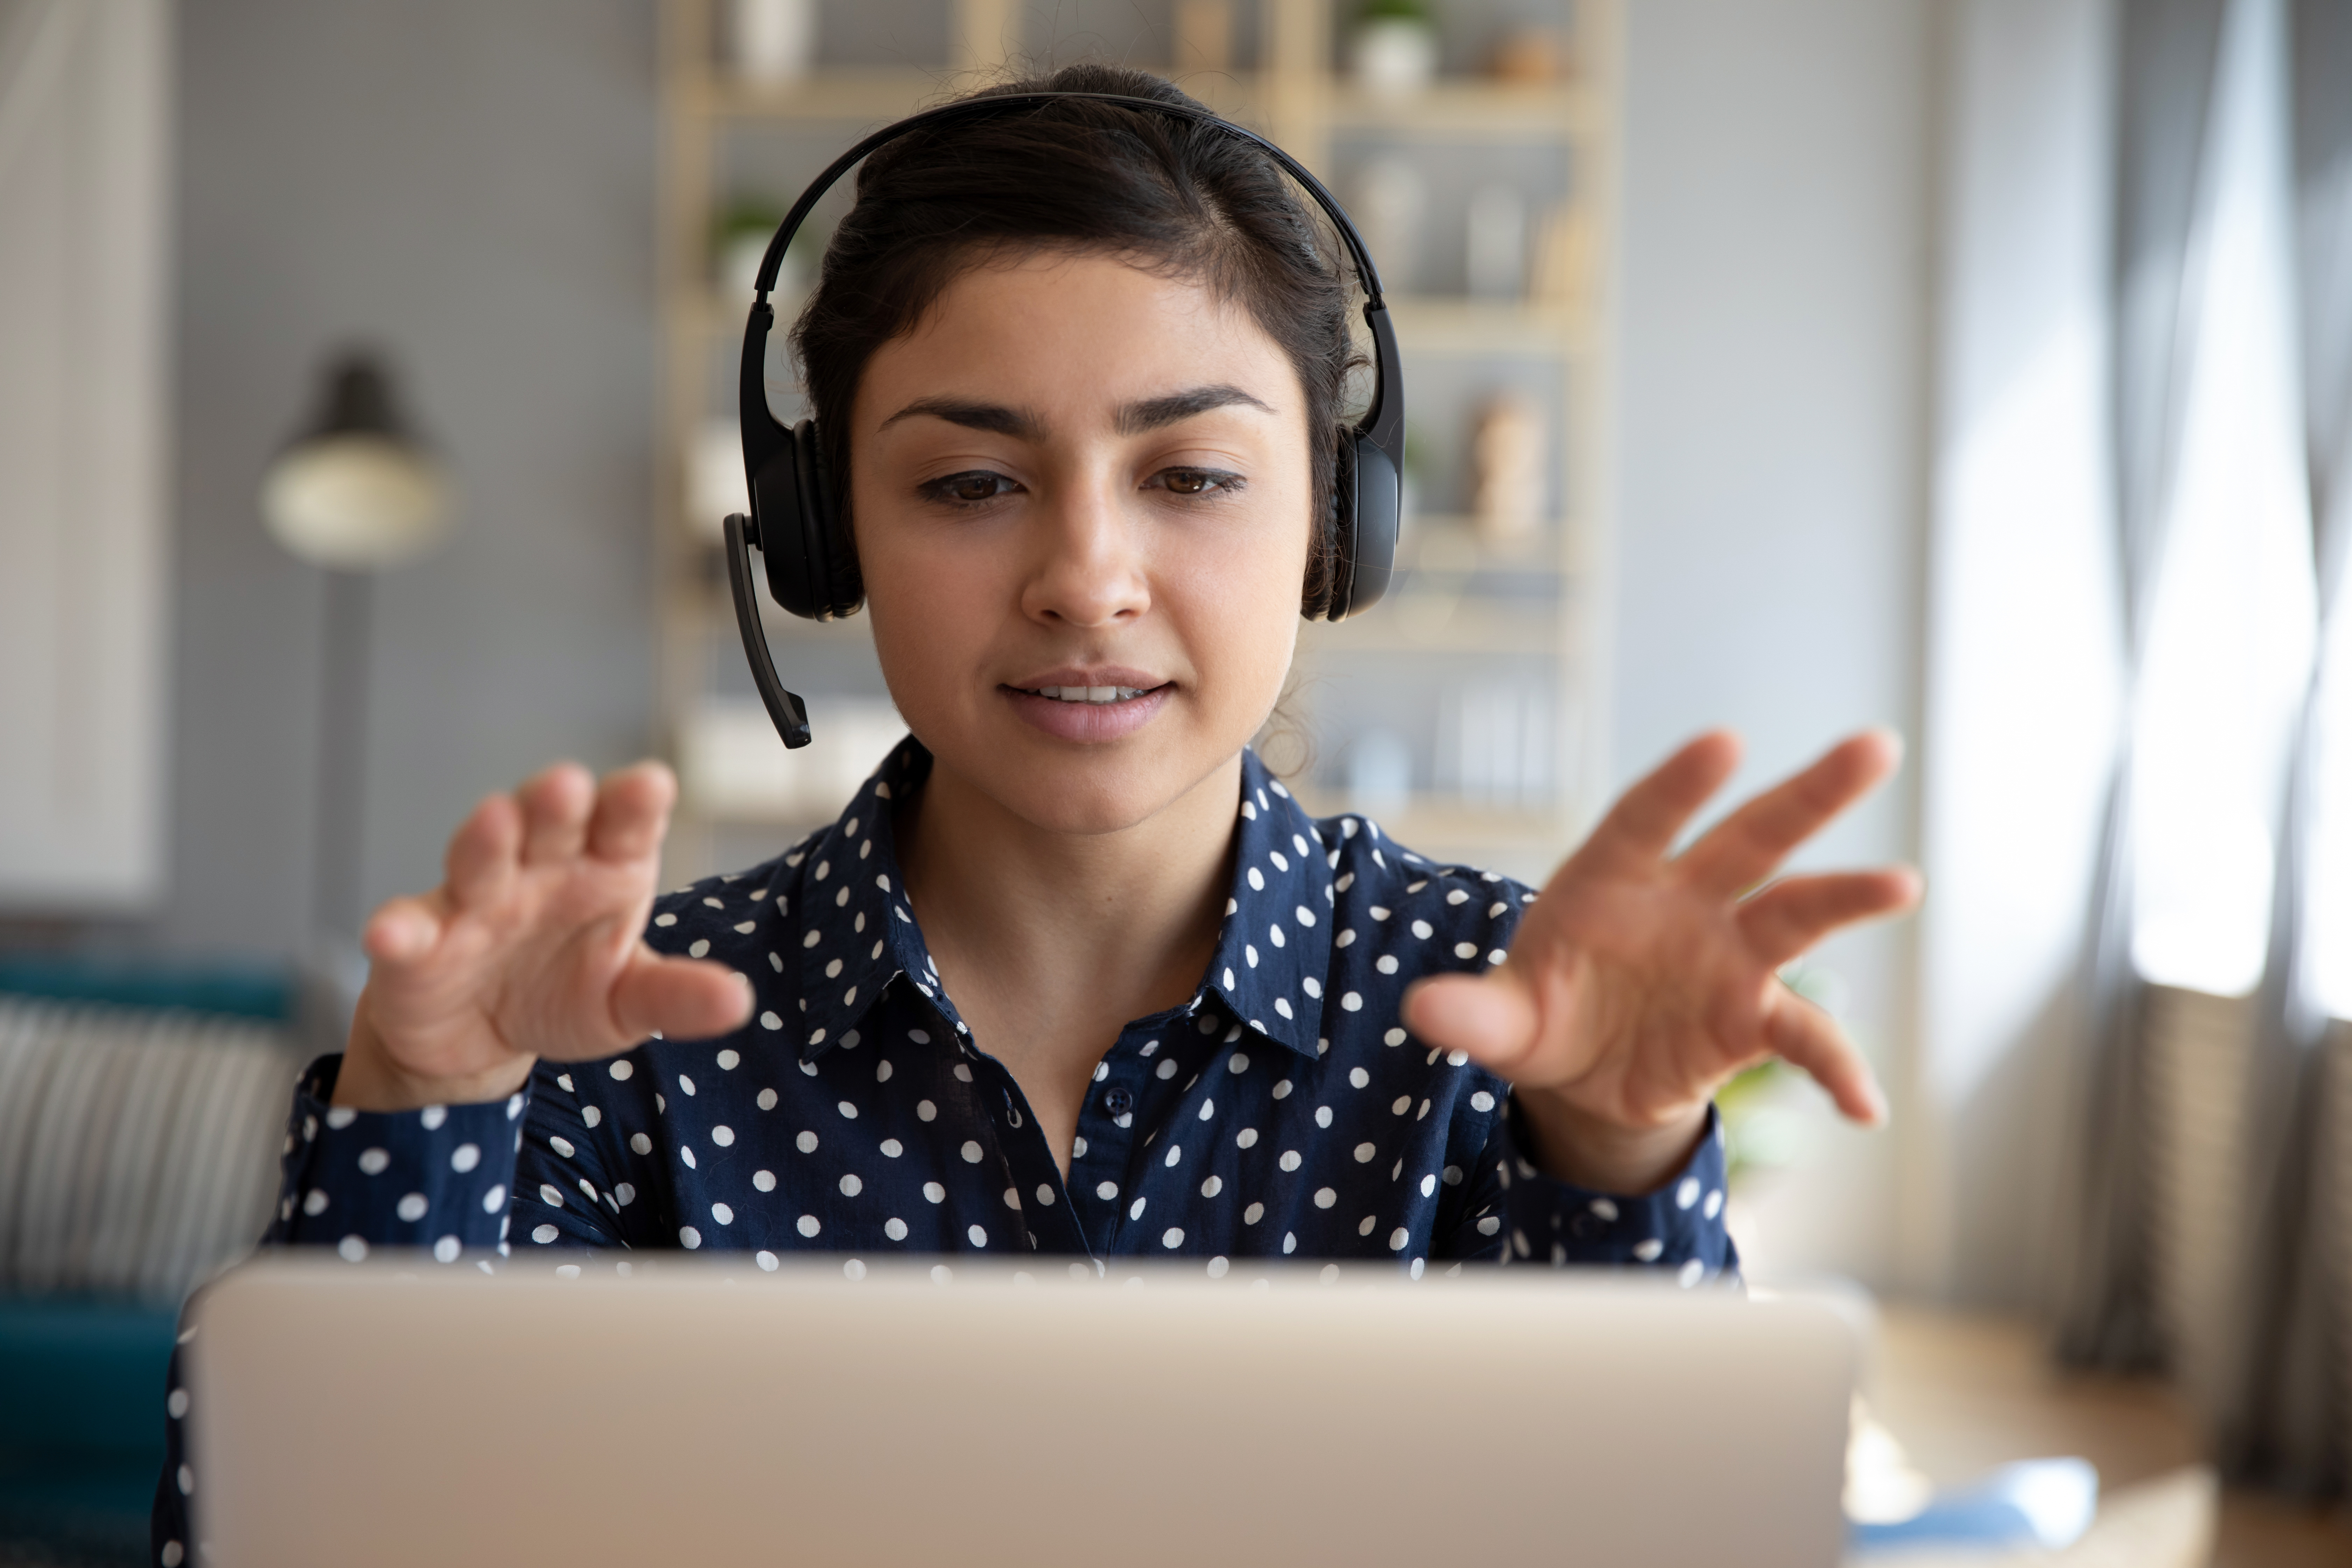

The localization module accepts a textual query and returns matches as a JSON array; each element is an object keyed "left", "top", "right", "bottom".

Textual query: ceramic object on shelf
[
  {"left": 1470, "top": 393, "right": 1545, "bottom": 546},
  {"left": 729, "top": 0, "right": 817, "bottom": 83},
  {"left": 1491, "top": 26, "right": 1567, "bottom": 84},
  {"left": 1351, "top": 16, "right": 1439, "bottom": 98}
]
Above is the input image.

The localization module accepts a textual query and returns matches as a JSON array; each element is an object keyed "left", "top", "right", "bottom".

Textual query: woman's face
[{"left": 850, "top": 249, "right": 1314, "bottom": 836}]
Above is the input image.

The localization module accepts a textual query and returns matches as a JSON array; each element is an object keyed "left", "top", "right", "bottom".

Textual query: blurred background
[{"left": 1, "top": 0, "right": 2348, "bottom": 1562}]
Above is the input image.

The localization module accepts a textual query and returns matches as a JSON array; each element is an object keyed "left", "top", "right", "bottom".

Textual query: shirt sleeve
[
  {"left": 504, "top": 1063, "right": 640, "bottom": 1253},
  {"left": 1443, "top": 1096, "right": 1739, "bottom": 1283},
  {"left": 264, "top": 1054, "right": 531, "bottom": 1260}
]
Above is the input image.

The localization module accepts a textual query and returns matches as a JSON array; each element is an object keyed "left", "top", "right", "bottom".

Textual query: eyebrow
[
  {"left": 876, "top": 397, "right": 1042, "bottom": 439},
  {"left": 875, "top": 384, "right": 1276, "bottom": 441},
  {"left": 1114, "top": 384, "right": 1276, "bottom": 434}
]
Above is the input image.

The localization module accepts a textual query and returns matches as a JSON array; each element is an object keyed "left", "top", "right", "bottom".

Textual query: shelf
[
  {"left": 1396, "top": 517, "right": 1582, "bottom": 577},
  {"left": 681, "top": 70, "right": 1593, "bottom": 144},
  {"left": 1387, "top": 297, "right": 1587, "bottom": 356},
  {"left": 1300, "top": 601, "right": 1564, "bottom": 656},
  {"left": 1328, "top": 79, "right": 1595, "bottom": 140},
  {"left": 688, "top": 67, "right": 957, "bottom": 124}
]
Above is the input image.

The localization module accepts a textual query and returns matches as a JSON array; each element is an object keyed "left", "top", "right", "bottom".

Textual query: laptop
[{"left": 184, "top": 1254, "right": 1857, "bottom": 1566}]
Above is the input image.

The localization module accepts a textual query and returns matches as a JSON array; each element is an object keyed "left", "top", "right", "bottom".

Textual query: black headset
[{"left": 722, "top": 91, "right": 1404, "bottom": 750}]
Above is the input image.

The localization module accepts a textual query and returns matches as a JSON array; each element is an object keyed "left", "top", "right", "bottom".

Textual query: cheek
[
  {"left": 1162, "top": 502, "right": 1312, "bottom": 717},
  {"left": 858, "top": 528, "right": 997, "bottom": 714}
]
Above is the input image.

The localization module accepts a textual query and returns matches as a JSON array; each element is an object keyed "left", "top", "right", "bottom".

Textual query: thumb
[
  {"left": 1402, "top": 968, "right": 1541, "bottom": 1077},
  {"left": 609, "top": 950, "right": 755, "bottom": 1045}
]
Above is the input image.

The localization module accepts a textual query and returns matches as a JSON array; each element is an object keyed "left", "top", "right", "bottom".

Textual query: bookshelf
[{"left": 654, "top": 0, "right": 1619, "bottom": 889}]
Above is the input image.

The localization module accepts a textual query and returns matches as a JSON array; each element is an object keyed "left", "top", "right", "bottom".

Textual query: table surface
[{"left": 1867, "top": 1305, "right": 2351, "bottom": 1568}]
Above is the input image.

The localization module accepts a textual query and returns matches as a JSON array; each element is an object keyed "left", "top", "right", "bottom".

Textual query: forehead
[{"left": 854, "top": 249, "right": 1298, "bottom": 427}]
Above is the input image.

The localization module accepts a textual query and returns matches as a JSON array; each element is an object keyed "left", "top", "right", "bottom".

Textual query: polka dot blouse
[{"left": 152, "top": 740, "right": 1733, "bottom": 1563}]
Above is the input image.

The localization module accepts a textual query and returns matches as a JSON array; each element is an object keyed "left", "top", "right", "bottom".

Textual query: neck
[
  {"left": 894, "top": 750, "right": 1241, "bottom": 1159},
  {"left": 898, "top": 750, "right": 1241, "bottom": 1014}
]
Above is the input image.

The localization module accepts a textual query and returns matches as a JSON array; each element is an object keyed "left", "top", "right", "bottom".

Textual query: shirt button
[
  {"left": 1103, "top": 1087, "right": 1134, "bottom": 1116},
  {"left": 1570, "top": 1212, "right": 1601, "bottom": 1240}
]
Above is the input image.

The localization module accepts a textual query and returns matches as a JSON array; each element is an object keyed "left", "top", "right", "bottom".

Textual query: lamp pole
[{"left": 312, "top": 568, "right": 373, "bottom": 942}]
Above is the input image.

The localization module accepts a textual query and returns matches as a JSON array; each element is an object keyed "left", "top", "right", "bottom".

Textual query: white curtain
[
  {"left": 0, "top": 0, "right": 173, "bottom": 909},
  {"left": 2047, "top": 0, "right": 2352, "bottom": 1492}
]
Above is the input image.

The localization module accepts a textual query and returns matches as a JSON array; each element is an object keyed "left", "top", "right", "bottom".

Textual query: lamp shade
[{"left": 260, "top": 353, "right": 451, "bottom": 570}]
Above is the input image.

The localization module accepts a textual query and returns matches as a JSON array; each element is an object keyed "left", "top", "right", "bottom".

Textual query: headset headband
[{"left": 747, "top": 91, "right": 1402, "bottom": 460}]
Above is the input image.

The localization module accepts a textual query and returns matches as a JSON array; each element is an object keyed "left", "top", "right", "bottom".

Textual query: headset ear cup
[
  {"left": 751, "top": 447, "right": 818, "bottom": 619},
  {"left": 785, "top": 421, "right": 834, "bottom": 621},
  {"left": 799, "top": 420, "right": 862, "bottom": 616},
  {"left": 1340, "top": 433, "right": 1400, "bottom": 617}
]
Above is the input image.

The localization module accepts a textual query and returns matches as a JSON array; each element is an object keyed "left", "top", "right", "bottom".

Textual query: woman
[{"left": 153, "top": 63, "right": 1914, "bottom": 1563}]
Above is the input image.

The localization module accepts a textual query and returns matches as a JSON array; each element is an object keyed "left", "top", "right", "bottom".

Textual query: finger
[
  {"left": 1738, "top": 867, "right": 1922, "bottom": 967},
  {"left": 1401, "top": 969, "right": 1541, "bottom": 1077},
  {"left": 586, "top": 761, "right": 678, "bottom": 864},
  {"left": 1761, "top": 989, "right": 1885, "bottom": 1125},
  {"left": 517, "top": 762, "right": 596, "bottom": 867},
  {"left": 1676, "top": 729, "right": 1902, "bottom": 896},
  {"left": 444, "top": 792, "right": 521, "bottom": 908},
  {"left": 361, "top": 894, "right": 444, "bottom": 968},
  {"left": 1570, "top": 730, "right": 1743, "bottom": 878},
  {"left": 607, "top": 951, "right": 755, "bottom": 1045}
]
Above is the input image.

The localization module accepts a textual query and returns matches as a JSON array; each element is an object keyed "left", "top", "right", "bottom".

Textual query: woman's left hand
[{"left": 1400, "top": 729, "right": 1920, "bottom": 1195}]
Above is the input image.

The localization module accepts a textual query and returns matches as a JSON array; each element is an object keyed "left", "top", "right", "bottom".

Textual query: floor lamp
[{"left": 259, "top": 350, "right": 452, "bottom": 1002}]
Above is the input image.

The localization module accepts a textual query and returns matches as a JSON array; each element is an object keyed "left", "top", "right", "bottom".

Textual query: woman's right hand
[{"left": 332, "top": 761, "right": 755, "bottom": 1111}]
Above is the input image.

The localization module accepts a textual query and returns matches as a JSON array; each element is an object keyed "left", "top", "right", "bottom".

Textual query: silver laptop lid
[{"left": 187, "top": 1255, "right": 1856, "bottom": 1568}]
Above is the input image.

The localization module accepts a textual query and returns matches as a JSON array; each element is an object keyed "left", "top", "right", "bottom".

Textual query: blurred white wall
[
  {"left": 1613, "top": 0, "right": 1937, "bottom": 1290},
  {"left": 152, "top": 0, "right": 660, "bottom": 959}
]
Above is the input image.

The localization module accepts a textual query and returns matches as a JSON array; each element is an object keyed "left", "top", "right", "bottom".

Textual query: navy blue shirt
[{"left": 153, "top": 741, "right": 1733, "bottom": 1563}]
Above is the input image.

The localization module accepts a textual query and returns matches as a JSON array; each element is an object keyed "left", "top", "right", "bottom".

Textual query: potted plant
[{"left": 1351, "top": 0, "right": 1440, "bottom": 98}]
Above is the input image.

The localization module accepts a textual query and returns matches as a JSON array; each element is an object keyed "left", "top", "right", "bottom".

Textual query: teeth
[{"left": 1034, "top": 685, "right": 1147, "bottom": 704}]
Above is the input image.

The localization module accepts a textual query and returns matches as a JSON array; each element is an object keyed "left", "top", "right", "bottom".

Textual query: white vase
[
  {"left": 731, "top": 0, "right": 817, "bottom": 84},
  {"left": 1352, "top": 19, "right": 1439, "bottom": 98}
]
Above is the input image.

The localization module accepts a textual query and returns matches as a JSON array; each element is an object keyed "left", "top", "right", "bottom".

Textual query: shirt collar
[
  {"left": 794, "top": 741, "right": 1330, "bottom": 1065},
  {"left": 793, "top": 736, "right": 948, "bottom": 1063},
  {"left": 1197, "top": 750, "right": 1331, "bottom": 1061}
]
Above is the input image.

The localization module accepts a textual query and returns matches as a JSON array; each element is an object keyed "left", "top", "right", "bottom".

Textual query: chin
[{"left": 933, "top": 709, "right": 1247, "bottom": 838}]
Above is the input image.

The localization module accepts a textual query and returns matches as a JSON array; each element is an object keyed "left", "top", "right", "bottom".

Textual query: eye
[
  {"left": 922, "top": 470, "right": 1019, "bottom": 506},
  {"left": 1151, "top": 468, "right": 1244, "bottom": 497}
]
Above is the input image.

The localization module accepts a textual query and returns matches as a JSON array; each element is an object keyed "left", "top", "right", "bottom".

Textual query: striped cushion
[{"left": 0, "top": 996, "right": 300, "bottom": 1302}]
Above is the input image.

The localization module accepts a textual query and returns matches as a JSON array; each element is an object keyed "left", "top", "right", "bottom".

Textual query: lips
[
  {"left": 1000, "top": 666, "right": 1174, "bottom": 742},
  {"left": 1023, "top": 684, "right": 1153, "bottom": 704}
]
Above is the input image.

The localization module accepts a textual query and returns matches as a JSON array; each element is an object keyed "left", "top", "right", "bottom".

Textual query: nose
[{"left": 1017, "top": 473, "right": 1152, "bottom": 630}]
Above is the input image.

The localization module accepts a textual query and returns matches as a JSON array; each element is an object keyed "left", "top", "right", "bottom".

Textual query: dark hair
[{"left": 790, "top": 63, "right": 1360, "bottom": 615}]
